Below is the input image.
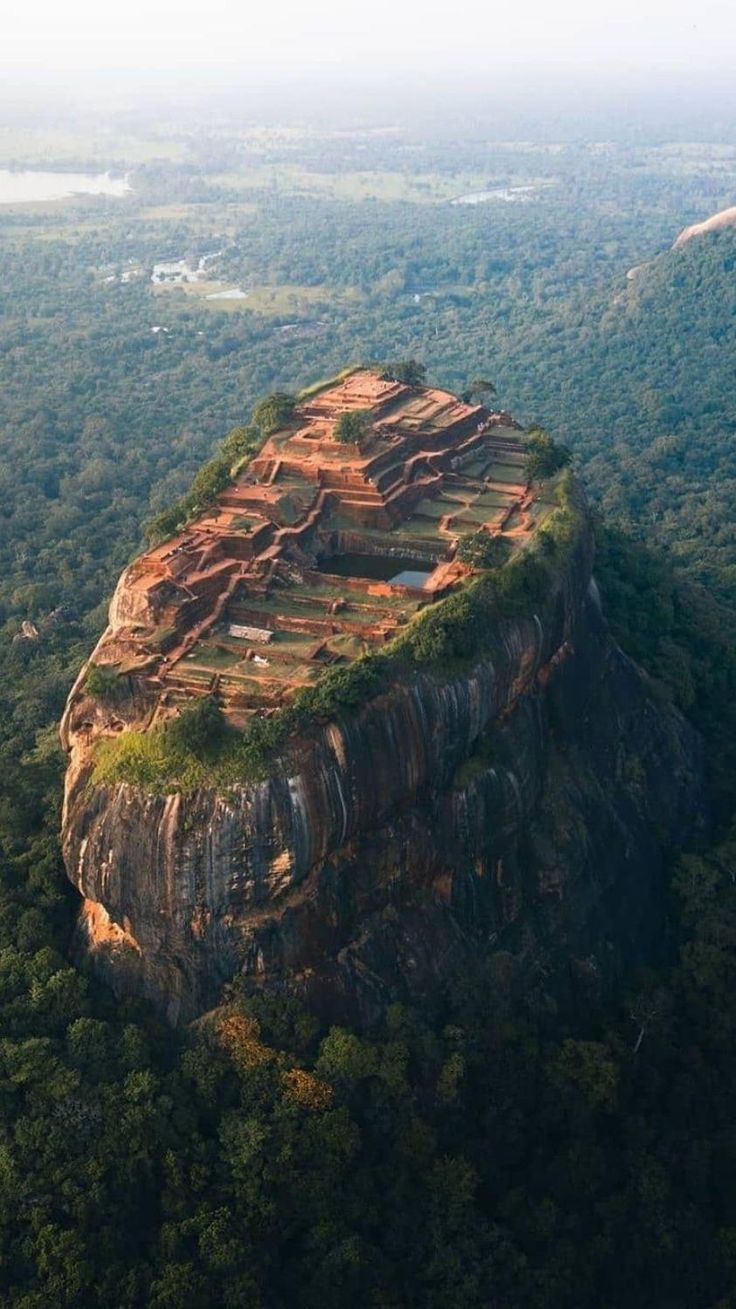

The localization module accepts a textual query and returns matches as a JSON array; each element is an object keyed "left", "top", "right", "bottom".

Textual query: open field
[
  {"left": 0, "top": 126, "right": 188, "bottom": 167},
  {"left": 140, "top": 201, "right": 256, "bottom": 223},
  {"left": 152, "top": 280, "right": 337, "bottom": 315},
  {"left": 209, "top": 167, "right": 494, "bottom": 204}
]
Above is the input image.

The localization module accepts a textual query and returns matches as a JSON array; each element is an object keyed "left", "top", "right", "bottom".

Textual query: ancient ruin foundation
[{"left": 77, "top": 368, "right": 548, "bottom": 730}]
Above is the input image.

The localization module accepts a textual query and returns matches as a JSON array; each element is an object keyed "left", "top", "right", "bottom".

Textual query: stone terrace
[{"left": 100, "top": 369, "right": 557, "bottom": 726}]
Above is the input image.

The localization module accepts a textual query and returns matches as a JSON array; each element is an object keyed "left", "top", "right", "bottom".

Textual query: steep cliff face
[{"left": 61, "top": 511, "right": 708, "bottom": 1025}]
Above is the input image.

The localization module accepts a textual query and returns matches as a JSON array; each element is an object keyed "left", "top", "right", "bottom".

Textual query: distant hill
[
  {"left": 500, "top": 223, "right": 736, "bottom": 604},
  {"left": 673, "top": 203, "right": 736, "bottom": 248}
]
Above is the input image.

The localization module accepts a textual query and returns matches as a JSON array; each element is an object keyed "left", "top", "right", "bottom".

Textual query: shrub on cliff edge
[
  {"left": 166, "top": 696, "right": 226, "bottom": 757},
  {"left": 86, "top": 663, "right": 122, "bottom": 701},
  {"left": 524, "top": 428, "right": 572, "bottom": 482}
]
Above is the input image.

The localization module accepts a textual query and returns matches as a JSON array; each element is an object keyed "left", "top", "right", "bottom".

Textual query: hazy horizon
[{"left": 3, "top": 0, "right": 736, "bottom": 86}]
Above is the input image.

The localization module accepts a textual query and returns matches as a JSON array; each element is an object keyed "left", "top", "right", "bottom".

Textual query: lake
[{"left": 0, "top": 170, "right": 131, "bottom": 204}]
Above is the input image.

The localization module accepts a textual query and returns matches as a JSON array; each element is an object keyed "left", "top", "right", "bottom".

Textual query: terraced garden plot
[
  {"left": 182, "top": 644, "right": 243, "bottom": 670},
  {"left": 230, "top": 591, "right": 329, "bottom": 618},
  {"left": 234, "top": 585, "right": 388, "bottom": 616},
  {"left": 415, "top": 496, "right": 466, "bottom": 519},
  {"left": 391, "top": 518, "right": 448, "bottom": 542},
  {"left": 229, "top": 660, "right": 320, "bottom": 689},
  {"left": 310, "top": 593, "right": 419, "bottom": 620},
  {"left": 233, "top": 577, "right": 420, "bottom": 619},
  {"left": 226, "top": 514, "right": 267, "bottom": 532},
  {"left": 456, "top": 455, "right": 489, "bottom": 477},
  {"left": 216, "top": 663, "right": 273, "bottom": 684},
  {"left": 218, "top": 673, "right": 262, "bottom": 694},
  {"left": 172, "top": 664, "right": 215, "bottom": 683},
  {"left": 271, "top": 468, "right": 313, "bottom": 487},
  {"left": 330, "top": 591, "right": 419, "bottom": 614},
  {"left": 214, "top": 649, "right": 313, "bottom": 681},
  {"left": 485, "top": 462, "right": 528, "bottom": 483},
  {"left": 346, "top": 608, "right": 407, "bottom": 627},
  {"left": 243, "top": 652, "right": 313, "bottom": 677},
  {"left": 451, "top": 506, "right": 510, "bottom": 530},
  {"left": 469, "top": 488, "right": 517, "bottom": 509},
  {"left": 264, "top": 632, "right": 321, "bottom": 655},
  {"left": 227, "top": 605, "right": 395, "bottom": 636},
  {"left": 266, "top": 604, "right": 388, "bottom": 629},
  {"left": 492, "top": 426, "right": 526, "bottom": 442}
]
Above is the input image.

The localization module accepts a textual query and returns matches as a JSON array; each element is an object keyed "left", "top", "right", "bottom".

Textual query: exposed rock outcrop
[
  {"left": 61, "top": 508, "right": 708, "bottom": 1025},
  {"left": 673, "top": 204, "right": 736, "bottom": 248}
]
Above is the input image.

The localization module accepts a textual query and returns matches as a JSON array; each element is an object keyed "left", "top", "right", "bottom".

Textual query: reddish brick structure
[{"left": 91, "top": 369, "right": 550, "bottom": 724}]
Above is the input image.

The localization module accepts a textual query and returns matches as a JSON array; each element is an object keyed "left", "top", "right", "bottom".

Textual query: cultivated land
[{"left": 84, "top": 369, "right": 554, "bottom": 731}]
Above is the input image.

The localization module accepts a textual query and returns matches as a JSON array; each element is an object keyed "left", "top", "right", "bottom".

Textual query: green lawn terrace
[
  {"left": 109, "top": 369, "right": 556, "bottom": 726},
  {"left": 154, "top": 558, "right": 438, "bottom": 725}
]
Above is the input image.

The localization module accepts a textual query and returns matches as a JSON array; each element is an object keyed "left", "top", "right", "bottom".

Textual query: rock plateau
[{"left": 60, "top": 369, "right": 708, "bottom": 1024}]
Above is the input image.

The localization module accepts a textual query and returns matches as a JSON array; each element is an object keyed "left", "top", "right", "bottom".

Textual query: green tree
[
  {"left": 382, "top": 359, "right": 427, "bottom": 387},
  {"left": 549, "top": 1039, "right": 620, "bottom": 1112},
  {"left": 456, "top": 532, "right": 510, "bottom": 569},
  {"left": 220, "top": 423, "right": 262, "bottom": 464},
  {"left": 334, "top": 409, "right": 371, "bottom": 444},
  {"left": 524, "top": 428, "right": 572, "bottom": 481},
  {"left": 188, "top": 456, "right": 232, "bottom": 507},
  {"left": 252, "top": 393, "right": 296, "bottom": 435},
  {"left": 166, "top": 695, "right": 226, "bottom": 758},
  {"left": 85, "top": 662, "right": 121, "bottom": 701}
]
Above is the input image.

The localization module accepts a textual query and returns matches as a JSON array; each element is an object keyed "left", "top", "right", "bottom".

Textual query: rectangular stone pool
[{"left": 318, "top": 552, "right": 433, "bottom": 586}]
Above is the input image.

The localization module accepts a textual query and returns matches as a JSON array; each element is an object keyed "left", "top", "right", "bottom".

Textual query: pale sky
[{"left": 2, "top": 0, "right": 735, "bottom": 81}]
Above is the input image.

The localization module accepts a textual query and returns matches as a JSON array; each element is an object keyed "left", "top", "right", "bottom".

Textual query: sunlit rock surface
[{"left": 673, "top": 204, "right": 736, "bottom": 248}]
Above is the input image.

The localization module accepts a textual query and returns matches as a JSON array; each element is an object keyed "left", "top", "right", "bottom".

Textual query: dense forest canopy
[{"left": 2, "top": 96, "right": 736, "bottom": 1305}]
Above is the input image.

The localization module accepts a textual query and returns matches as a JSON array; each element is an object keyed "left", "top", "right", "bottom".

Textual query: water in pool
[
  {"left": 389, "top": 569, "right": 432, "bottom": 587},
  {"left": 318, "top": 553, "right": 433, "bottom": 585}
]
